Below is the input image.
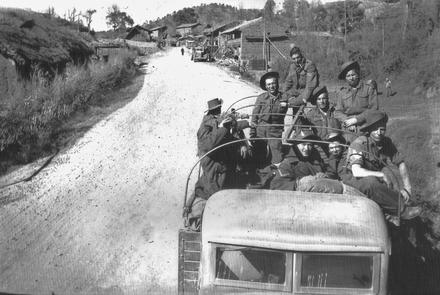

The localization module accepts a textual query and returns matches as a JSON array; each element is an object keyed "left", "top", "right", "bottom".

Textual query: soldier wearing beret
[
  {"left": 334, "top": 61, "right": 378, "bottom": 132},
  {"left": 343, "top": 110, "right": 422, "bottom": 220},
  {"left": 250, "top": 71, "right": 288, "bottom": 166},
  {"left": 304, "top": 85, "right": 338, "bottom": 141},
  {"left": 283, "top": 46, "right": 320, "bottom": 108}
]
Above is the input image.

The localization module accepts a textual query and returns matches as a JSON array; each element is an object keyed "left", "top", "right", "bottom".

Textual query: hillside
[
  {"left": 144, "top": 3, "right": 262, "bottom": 36},
  {"left": 0, "top": 7, "right": 94, "bottom": 87}
]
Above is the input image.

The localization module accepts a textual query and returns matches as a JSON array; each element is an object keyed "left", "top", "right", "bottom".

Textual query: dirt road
[{"left": 0, "top": 48, "right": 260, "bottom": 294}]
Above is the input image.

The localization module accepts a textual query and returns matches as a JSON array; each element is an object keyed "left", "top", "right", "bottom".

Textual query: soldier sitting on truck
[
  {"left": 334, "top": 61, "right": 378, "bottom": 142},
  {"left": 304, "top": 85, "right": 339, "bottom": 158},
  {"left": 342, "top": 109, "right": 422, "bottom": 220},
  {"left": 184, "top": 98, "right": 250, "bottom": 230},
  {"left": 324, "top": 120, "right": 348, "bottom": 181},
  {"left": 250, "top": 71, "right": 288, "bottom": 167},
  {"left": 269, "top": 128, "right": 353, "bottom": 194},
  {"left": 283, "top": 46, "right": 319, "bottom": 109}
]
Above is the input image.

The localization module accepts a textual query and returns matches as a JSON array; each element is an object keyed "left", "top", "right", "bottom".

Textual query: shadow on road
[{"left": 390, "top": 219, "right": 440, "bottom": 295}]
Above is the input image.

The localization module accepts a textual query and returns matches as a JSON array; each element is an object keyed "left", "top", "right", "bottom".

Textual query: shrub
[{"left": 0, "top": 49, "right": 138, "bottom": 169}]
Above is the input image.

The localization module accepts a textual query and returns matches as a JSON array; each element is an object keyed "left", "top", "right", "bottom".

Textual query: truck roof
[{"left": 202, "top": 189, "right": 390, "bottom": 253}]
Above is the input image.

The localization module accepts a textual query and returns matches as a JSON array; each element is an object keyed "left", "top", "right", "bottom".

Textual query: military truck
[
  {"left": 178, "top": 189, "right": 390, "bottom": 295},
  {"left": 191, "top": 46, "right": 212, "bottom": 62},
  {"left": 178, "top": 98, "right": 393, "bottom": 295}
]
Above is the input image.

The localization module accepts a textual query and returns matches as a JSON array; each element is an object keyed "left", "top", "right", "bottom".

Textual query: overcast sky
[{"left": 0, "top": 0, "right": 337, "bottom": 31}]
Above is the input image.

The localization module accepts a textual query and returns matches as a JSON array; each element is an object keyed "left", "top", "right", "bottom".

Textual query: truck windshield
[
  {"left": 300, "top": 254, "right": 373, "bottom": 289},
  {"left": 216, "top": 246, "right": 286, "bottom": 284}
]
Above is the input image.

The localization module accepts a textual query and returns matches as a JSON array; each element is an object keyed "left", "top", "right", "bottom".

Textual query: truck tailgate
[{"left": 178, "top": 229, "right": 201, "bottom": 295}]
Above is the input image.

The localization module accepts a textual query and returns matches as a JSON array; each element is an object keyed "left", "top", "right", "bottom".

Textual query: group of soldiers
[{"left": 184, "top": 46, "right": 422, "bottom": 230}]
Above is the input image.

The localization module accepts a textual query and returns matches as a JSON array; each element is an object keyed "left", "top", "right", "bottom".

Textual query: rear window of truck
[
  {"left": 299, "top": 254, "right": 374, "bottom": 289},
  {"left": 216, "top": 247, "right": 287, "bottom": 284}
]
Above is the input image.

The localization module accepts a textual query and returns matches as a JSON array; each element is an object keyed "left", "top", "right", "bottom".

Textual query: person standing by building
[{"left": 385, "top": 77, "right": 392, "bottom": 97}]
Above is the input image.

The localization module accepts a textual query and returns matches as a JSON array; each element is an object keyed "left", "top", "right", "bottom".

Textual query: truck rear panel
[{"left": 178, "top": 229, "right": 201, "bottom": 295}]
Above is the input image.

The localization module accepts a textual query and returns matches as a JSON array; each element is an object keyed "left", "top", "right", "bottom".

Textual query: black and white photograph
[{"left": 0, "top": 0, "right": 439, "bottom": 294}]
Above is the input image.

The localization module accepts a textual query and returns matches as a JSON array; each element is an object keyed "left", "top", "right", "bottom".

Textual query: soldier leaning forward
[
  {"left": 185, "top": 98, "right": 249, "bottom": 230},
  {"left": 283, "top": 46, "right": 319, "bottom": 109},
  {"left": 250, "top": 71, "right": 288, "bottom": 166}
]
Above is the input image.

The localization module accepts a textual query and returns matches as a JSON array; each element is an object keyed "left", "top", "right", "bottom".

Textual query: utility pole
[
  {"left": 382, "top": 19, "right": 385, "bottom": 57},
  {"left": 263, "top": 18, "right": 267, "bottom": 71},
  {"left": 344, "top": 0, "right": 347, "bottom": 43}
]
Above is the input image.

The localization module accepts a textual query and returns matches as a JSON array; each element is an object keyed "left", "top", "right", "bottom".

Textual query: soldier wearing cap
[
  {"left": 283, "top": 46, "right": 319, "bottom": 107},
  {"left": 343, "top": 110, "right": 422, "bottom": 220},
  {"left": 334, "top": 61, "right": 378, "bottom": 131},
  {"left": 250, "top": 71, "right": 288, "bottom": 166}
]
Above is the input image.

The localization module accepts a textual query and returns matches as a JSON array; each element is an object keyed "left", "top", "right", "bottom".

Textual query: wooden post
[
  {"left": 344, "top": 0, "right": 347, "bottom": 43},
  {"left": 382, "top": 20, "right": 385, "bottom": 57},
  {"left": 263, "top": 20, "right": 267, "bottom": 71}
]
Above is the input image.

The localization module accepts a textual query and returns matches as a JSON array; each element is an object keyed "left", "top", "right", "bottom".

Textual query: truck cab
[
  {"left": 179, "top": 189, "right": 390, "bottom": 295},
  {"left": 192, "top": 46, "right": 211, "bottom": 62}
]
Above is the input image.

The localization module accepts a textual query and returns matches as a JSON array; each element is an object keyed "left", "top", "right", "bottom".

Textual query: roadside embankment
[{"left": 0, "top": 48, "right": 160, "bottom": 177}]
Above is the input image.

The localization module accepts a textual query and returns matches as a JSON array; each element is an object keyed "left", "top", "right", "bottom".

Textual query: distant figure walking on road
[
  {"left": 181, "top": 48, "right": 184, "bottom": 56},
  {"left": 385, "top": 77, "right": 392, "bottom": 97}
]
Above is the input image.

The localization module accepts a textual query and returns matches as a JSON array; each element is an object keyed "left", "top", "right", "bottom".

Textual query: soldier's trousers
[
  {"left": 253, "top": 126, "right": 284, "bottom": 165},
  {"left": 343, "top": 176, "right": 401, "bottom": 215}
]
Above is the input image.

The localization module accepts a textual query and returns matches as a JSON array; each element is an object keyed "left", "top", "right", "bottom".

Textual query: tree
[
  {"left": 66, "top": 8, "right": 79, "bottom": 23},
  {"left": 106, "top": 4, "right": 134, "bottom": 31},
  {"left": 172, "top": 8, "right": 198, "bottom": 25},
  {"left": 83, "top": 9, "right": 97, "bottom": 32},
  {"left": 45, "top": 6, "right": 55, "bottom": 18},
  {"left": 311, "top": 3, "right": 328, "bottom": 31},
  {"left": 263, "top": 0, "right": 276, "bottom": 20}
]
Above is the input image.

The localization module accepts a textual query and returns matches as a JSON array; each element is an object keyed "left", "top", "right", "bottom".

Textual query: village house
[
  {"left": 149, "top": 25, "right": 167, "bottom": 41},
  {"left": 176, "top": 22, "right": 201, "bottom": 37},
  {"left": 220, "top": 17, "right": 290, "bottom": 70},
  {"left": 203, "top": 21, "right": 241, "bottom": 47},
  {"left": 125, "top": 25, "right": 151, "bottom": 42}
]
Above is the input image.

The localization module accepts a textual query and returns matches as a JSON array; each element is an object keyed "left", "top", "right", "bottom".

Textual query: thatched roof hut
[{"left": 0, "top": 8, "right": 94, "bottom": 79}]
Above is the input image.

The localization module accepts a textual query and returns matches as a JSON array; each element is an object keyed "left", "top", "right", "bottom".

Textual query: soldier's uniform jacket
[
  {"left": 304, "top": 105, "right": 336, "bottom": 140},
  {"left": 346, "top": 135, "right": 404, "bottom": 172},
  {"left": 334, "top": 80, "right": 378, "bottom": 121},
  {"left": 270, "top": 148, "right": 325, "bottom": 190},
  {"left": 325, "top": 150, "right": 348, "bottom": 181},
  {"left": 283, "top": 59, "right": 319, "bottom": 105},
  {"left": 251, "top": 91, "right": 288, "bottom": 130},
  {"left": 195, "top": 114, "right": 244, "bottom": 199}
]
